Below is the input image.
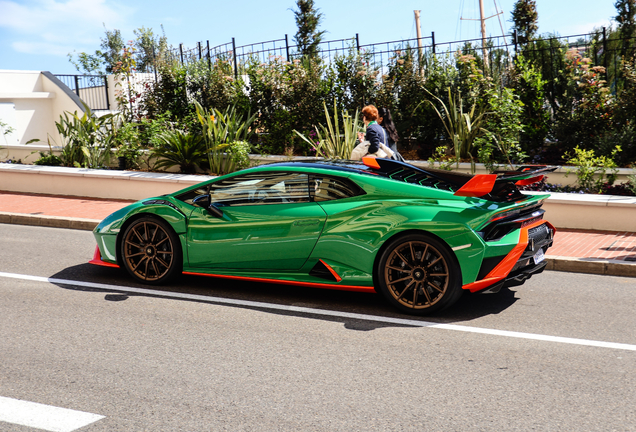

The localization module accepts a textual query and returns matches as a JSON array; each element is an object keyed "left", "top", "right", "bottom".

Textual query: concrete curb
[
  {"left": 2, "top": 212, "right": 636, "bottom": 278},
  {"left": 0, "top": 212, "right": 98, "bottom": 231},
  {"left": 545, "top": 256, "right": 636, "bottom": 278}
]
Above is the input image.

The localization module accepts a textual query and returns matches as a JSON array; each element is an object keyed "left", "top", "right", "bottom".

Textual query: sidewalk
[
  {"left": 1, "top": 191, "right": 635, "bottom": 278},
  {"left": 0, "top": 191, "right": 133, "bottom": 231}
]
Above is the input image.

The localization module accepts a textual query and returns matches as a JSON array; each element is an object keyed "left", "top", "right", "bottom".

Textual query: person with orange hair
[{"left": 358, "top": 105, "right": 385, "bottom": 156}]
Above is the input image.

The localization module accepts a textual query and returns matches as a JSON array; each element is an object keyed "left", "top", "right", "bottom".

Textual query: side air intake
[{"left": 309, "top": 260, "right": 341, "bottom": 282}]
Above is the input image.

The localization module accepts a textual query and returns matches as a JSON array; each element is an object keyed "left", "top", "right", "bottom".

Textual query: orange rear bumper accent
[{"left": 462, "top": 220, "right": 552, "bottom": 293}]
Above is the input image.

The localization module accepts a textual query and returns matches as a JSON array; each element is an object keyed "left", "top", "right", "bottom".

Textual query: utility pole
[{"left": 414, "top": 10, "right": 424, "bottom": 72}]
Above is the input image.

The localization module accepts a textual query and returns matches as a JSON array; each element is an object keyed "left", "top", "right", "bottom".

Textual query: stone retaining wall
[
  {"left": 2, "top": 163, "right": 634, "bottom": 231},
  {"left": 3, "top": 145, "right": 635, "bottom": 187}
]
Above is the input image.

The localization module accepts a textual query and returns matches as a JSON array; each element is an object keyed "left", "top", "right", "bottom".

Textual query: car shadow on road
[{"left": 49, "top": 264, "right": 520, "bottom": 331}]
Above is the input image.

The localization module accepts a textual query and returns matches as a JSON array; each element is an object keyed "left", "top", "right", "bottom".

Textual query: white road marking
[
  {"left": 0, "top": 396, "right": 104, "bottom": 432},
  {"left": 1, "top": 271, "right": 636, "bottom": 352}
]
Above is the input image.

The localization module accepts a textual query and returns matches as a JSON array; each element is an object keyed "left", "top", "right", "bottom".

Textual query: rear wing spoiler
[
  {"left": 454, "top": 165, "right": 557, "bottom": 197},
  {"left": 361, "top": 157, "right": 557, "bottom": 200}
]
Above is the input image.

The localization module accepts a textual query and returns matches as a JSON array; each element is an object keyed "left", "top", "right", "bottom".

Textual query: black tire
[
  {"left": 376, "top": 233, "right": 462, "bottom": 315},
  {"left": 120, "top": 216, "right": 182, "bottom": 285}
]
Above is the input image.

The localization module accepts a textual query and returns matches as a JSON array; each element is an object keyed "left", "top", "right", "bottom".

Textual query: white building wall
[
  {"left": 0, "top": 70, "right": 85, "bottom": 150},
  {"left": 0, "top": 70, "right": 155, "bottom": 163}
]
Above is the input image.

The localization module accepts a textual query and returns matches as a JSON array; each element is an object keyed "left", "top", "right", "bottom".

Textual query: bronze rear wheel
[
  {"left": 376, "top": 234, "right": 462, "bottom": 315},
  {"left": 121, "top": 217, "right": 181, "bottom": 284}
]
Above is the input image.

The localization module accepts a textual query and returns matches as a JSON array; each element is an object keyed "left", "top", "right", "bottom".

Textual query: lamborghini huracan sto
[{"left": 90, "top": 157, "right": 556, "bottom": 315}]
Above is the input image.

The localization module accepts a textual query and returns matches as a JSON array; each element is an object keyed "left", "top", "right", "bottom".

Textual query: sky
[{"left": 0, "top": 0, "right": 618, "bottom": 74}]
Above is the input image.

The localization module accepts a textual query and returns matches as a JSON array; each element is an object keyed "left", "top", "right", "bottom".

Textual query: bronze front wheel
[
  {"left": 120, "top": 217, "right": 182, "bottom": 284},
  {"left": 376, "top": 234, "right": 462, "bottom": 315}
]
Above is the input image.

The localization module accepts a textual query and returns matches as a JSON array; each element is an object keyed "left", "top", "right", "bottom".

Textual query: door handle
[{"left": 293, "top": 219, "right": 320, "bottom": 226}]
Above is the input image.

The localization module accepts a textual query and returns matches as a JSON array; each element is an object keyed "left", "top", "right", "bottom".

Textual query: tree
[
  {"left": 68, "top": 26, "right": 124, "bottom": 74},
  {"left": 615, "top": 0, "right": 636, "bottom": 56},
  {"left": 99, "top": 28, "right": 125, "bottom": 74},
  {"left": 511, "top": 0, "right": 539, "bottom": 46},
  {"left": 68, "top": 26, "right": 168, "bottom": 75},
  {"left": 292, "top": 0, "right": 326, "bottom": 59},
  {"left": 134, "top": 26, "right": 169, "bottom": 73},
  {"left": 511, "top": 55, "right": 549, "bottom": 155},
  {"left": 67, "top": 51, "right": 105, "bottom": 75}
]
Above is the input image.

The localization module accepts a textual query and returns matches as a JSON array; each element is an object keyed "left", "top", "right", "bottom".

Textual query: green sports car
[{"left": 90, "top": 157, "right": 556, "bottom": 315}]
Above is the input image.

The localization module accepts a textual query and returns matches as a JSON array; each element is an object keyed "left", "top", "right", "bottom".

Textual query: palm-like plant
[
  {"left": 52, "top": 102, "right": 118, "bottom": 168},
  {"left": 422, "top": 88, "right": 488, "bottom": 172},
  {"left": 150, "top": 130, "right": 207, "bottom": 174},
  {"left": 195, "top": 101, "right": 257, "bottom": 175},
  {"left": 294, "top": 99, "right": 363, "bottom": 159}
]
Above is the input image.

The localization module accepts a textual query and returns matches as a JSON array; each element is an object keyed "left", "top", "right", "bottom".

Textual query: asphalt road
[{"left": 1, "top": 223, "right": 635, "bottom": 431}]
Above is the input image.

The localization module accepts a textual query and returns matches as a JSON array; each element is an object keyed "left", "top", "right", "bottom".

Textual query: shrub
[
  {"left": 597, "top": 124, "right": 636, "bottom": 167},
  {"left": 33, "top": 154, "right": 62, "bottom": 166},
  {"left": 422, "top": 87, "right": 488, "bottom": 171},
  {"left": 195, "top": 101, "right": 256, "bottom": 175},
  {"left": 325, "top": 47, "right": 378, "bottom": 113},
  {"left": 246, "top": 56, "right": 328, "bottom": 155},
  {"left": 606, "top": 57, "right": 636, "bottom": 166},
  {"left": 552, "top": 49, "right": 613, "bottom": 154},
  {"left": 294, "top": 99, "right": 363, "bottom": 159},
  {"left": 475, "top": 87, "right": 526, "bottom": 171},
  {"left": 510, "top": 55, "right": 550, "bottom": 156},
  {"left": 185, "top": 59, "right": 249, "bottom": 114},
  {"left": 52, "top": 104, "right": 117, "bottom": 168},
  {"left": 139, "top": 64, "right": 190, "bottom": 123},
  {"left": 224, "top": 140, "right": 252, "bottom": 173},
  {"left": 565, "top": 145, "right": 622, "bottom": 192},
  {"left": 111, "top": 119, "right": 143, "bottom": 169},
  {"left": 149, "top": 129, "right": 207, "bottom": 173},
  {"left": 379, "top": 49, "right": 451, "bottom": 151},
  {"left": 137, "top": 113, "right": 174, "bottom": 147}
]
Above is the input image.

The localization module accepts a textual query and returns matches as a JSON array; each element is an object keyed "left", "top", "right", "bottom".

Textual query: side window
[
  {"left": 175, "top": 186, "right": 210, "bottom": 205},
  {"left": 310, "top": 176, "right": 365, "bottom": 202},
  {"left": 206, "top": 172, "right": 310, "bottom": 206}
]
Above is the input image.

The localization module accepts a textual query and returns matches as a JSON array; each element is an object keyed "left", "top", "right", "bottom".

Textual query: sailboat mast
[
  {"left": 414, "top": 10, "right": 423, "bottom": 72},
  {"left": 479, "top": 0, "right": 489, "bottom": 69}
]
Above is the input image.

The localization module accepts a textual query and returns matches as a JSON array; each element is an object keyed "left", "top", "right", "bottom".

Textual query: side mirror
[
  {"left": 192, "top": 194, "right": 224, "bottom": 218},
  {"left": 193, "top": 194, "right": 211, "bottom": 208},
  {"left": 206, "top": 203, "right": 224, "bottom": 218}
]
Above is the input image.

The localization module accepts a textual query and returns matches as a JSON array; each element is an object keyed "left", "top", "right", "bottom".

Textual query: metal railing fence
[
  {"left": 56, "top": 28, "right": 636, "bottom": 111},
  {"left": 54, "top": 74, "right": 110, "bottom": 110}
]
